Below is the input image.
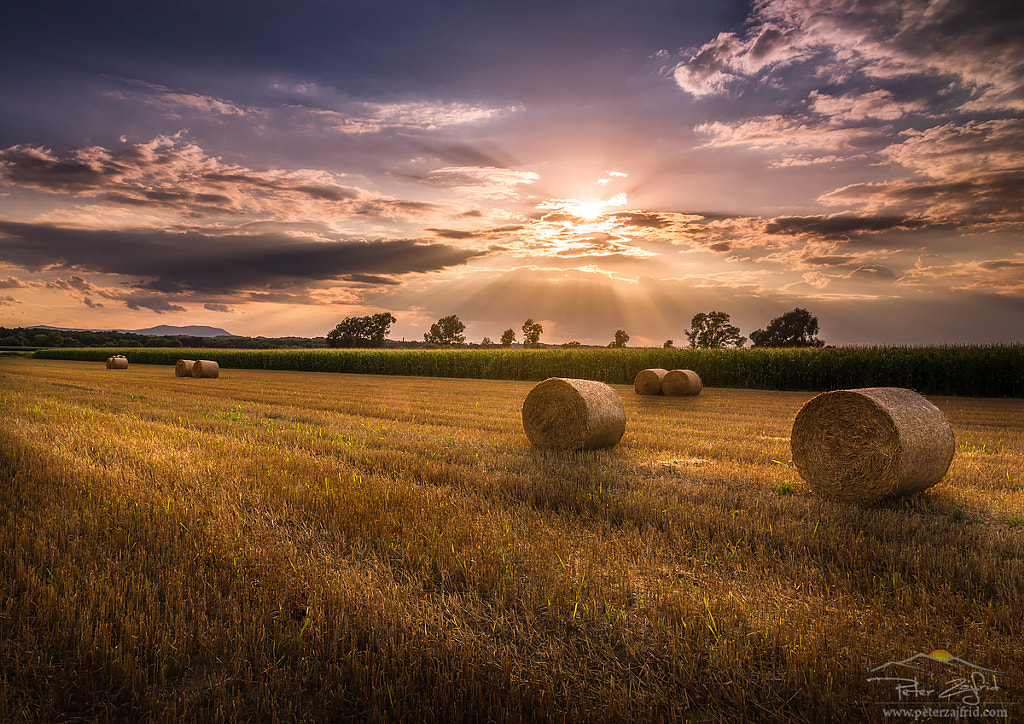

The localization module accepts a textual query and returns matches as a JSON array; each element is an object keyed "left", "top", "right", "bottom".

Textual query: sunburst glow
[{"left": 538, "top": 192, "right": 628, "bottom": 221}]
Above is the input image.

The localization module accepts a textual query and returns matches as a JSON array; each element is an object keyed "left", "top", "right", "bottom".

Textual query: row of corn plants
[{"left": 34, "top": 344, "right": 1024, "bottom": 397}]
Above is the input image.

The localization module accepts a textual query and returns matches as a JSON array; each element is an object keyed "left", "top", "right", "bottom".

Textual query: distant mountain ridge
[{"left": 28, "top": 324, "right": 237, "bottom": 338}]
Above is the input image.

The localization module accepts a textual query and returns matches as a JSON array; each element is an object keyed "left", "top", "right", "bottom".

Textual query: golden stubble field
[{"left": 1, "top": 357, "right": 1022, "bottom": 723}]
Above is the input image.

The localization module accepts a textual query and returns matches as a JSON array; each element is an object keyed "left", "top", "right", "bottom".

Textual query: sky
[{"left": 1, "top": 0, "right": 1022, "bottom": 346}]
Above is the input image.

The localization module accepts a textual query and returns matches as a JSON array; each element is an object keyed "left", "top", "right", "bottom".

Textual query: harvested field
[{"left": 1, "top": 357, "right": 1021, "bottom": 722}]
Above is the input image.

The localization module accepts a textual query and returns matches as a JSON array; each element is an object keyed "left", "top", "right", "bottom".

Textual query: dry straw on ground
[
  {"left": 790, "top": 387, "right": 955, "bottom": 504},
  {"left": 191, "top": 360, "right": 220, "bottom": 379},
  {"left": 106, "top": 355, "right": 128, "bottom": 370},
  {"left": 522, "top": 377, "right": 626, "bottom": 451},
  {"left": 634, "top": 368, "right": 667, "bottom": 396},
  {"left": 663, "top": 369, "right": 702, "bottom": 396},
  {"left": 175, "top": 359, "right": 196, "bottom": 377}
]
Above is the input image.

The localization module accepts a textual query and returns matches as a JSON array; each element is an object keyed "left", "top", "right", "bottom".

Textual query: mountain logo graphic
[{"left": 870, "top": 650, "right": 1000, "bottom": 673}]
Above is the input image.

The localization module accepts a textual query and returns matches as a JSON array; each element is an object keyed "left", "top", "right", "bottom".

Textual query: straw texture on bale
[
  {"left": 191, "top": 360, "right": 220, "bottom": 378},
  {"left": 663, "top": 369, "right": 702, "bottom": 396},
  {"left": 107, "top": 355, "right": 128, "bottom": 370},
  {"left": 522, "top": 377, "right": 626, "bottom": 451},
  {"left": 175, "top": 359, "right": 196, "bottom": 377},
  {"left": 634, "top": 368, "right": 667, "bottom": 396},
  {"left": 790, "top": 387, "right": 955, "bottom": 504}
]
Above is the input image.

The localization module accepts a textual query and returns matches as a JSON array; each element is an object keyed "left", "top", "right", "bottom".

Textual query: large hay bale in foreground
[
  {"left": 191, "top": 360, "right": 220, "bottom": 378},
  {"left": 522, "top": 377, "right": 626, "bottom": 451},
  {"left": 790, "top": 387, "right": 954, "bottom": 504},
  {"left": 107, "top": 355, "right": 128, "bottom": 370},
  {"left": 634, "top": 368, "right": 667, "bottom": 396},
  {"left": 663, "top": 369, "right": 702, "bottom": 396},
  {"left": 175, "top": 359, "right": 196, "bottom": 377}
]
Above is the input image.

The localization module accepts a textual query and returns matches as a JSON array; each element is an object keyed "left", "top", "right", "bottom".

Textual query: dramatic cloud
[
  {"left": 765, "top": 214, "right": 927, "bottom": 240},
  {"left": 0, "top": 136, "right": 366, "bottom": 219},
  {"left": 673, "top": 0, "right": 1024, "bottom": 113},
  {"left": 0, "top": 220, "right": 485, "bottom": 305},
  {"left": 675, "top": 0, "right": 1024, "bottom": 239}
]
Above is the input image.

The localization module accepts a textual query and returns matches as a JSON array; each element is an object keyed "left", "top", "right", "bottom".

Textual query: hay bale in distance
[
  {"left": 175, "top": 359, "right": 196, "bottom": 377},
  {"left": 790, "top": 387, "right": 955, "bottom": 504},
  {"left": 634, "top": 368, "right": 667, "bottom": 396},
  {"left": 107, "top": 355, "right": 128, "bottom": 370},
  {"left": 663, "top": 369, "right": 702, "bottom": 396},
  {"left": 522, "top": 377, "right": 626, "bottom": 451},
  {"left": 191, "top": 360, "right": 220, "bottom": 378}
]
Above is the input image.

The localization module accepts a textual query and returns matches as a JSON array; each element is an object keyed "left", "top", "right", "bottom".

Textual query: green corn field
[{"left": 33, "top": 344, "right": 1024, "bottom": 397}]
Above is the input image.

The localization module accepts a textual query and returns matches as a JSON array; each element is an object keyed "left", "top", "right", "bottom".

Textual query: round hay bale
[
  {"left": 634, "top": 368, "right": 667, "bottom": 396},
  {"left": 191, "top": 360, "right": 220, "bottom": 378},
  {"left": 108, "top": 356, "right": 128, "bottom": 370},
  {"left": 522, "top": 377, "right": 626, "bottom": 451},
  {"left": 105, "top": 356, "right": 113, "bottom": 369},
  {"left": 663, "top": 369, "right": 702, "bottom": 396},
  {"left": 175, "top": 359, "right": 196, "bottom": 377},
  {"left": 790, "top": 387, "right": 955, "bottom": 504}
]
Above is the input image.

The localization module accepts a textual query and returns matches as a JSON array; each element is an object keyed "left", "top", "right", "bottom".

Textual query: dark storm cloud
[
  {"left": 765, "top": 215, "right": 926, "bottom": 240},
  {"left": 0, "top": 146, "right": 123, "bottom": 192},
  {"left": 980, "top": 260, "right": 1024, "bottom": 271},
  {"left": 0, "top": 220, "right": 484, "bottom": 297},
  {"left": 343, "top": 274, "right": 401, "bottom": 286},
  {"left": 425, "top": 228, "right": 480, "bottom": 240},
  {"left": 46, "top": 275, "right": 185, "bottom": 314},
  {"left": 822, "top": 175, "right": 1024, "bottom": 226},
  {"left": 611, "top": 212, "right": 673, "bottom": 229}
]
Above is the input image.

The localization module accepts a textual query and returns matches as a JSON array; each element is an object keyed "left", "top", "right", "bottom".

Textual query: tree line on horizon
[
  {"left": 0, "top": 327, "right": 327, "bottom": 350},
  {"left": 324, "top": 308, "right": 826, "bottom": 350},
  {"left": 2, "top": 308, "right": 824, "bottom": 351}
]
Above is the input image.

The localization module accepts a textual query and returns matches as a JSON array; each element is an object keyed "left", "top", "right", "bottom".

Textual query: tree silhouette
[
  {"left": 750, "top": 308, "right": 824, "bottom": 348},
  {"left": 609, "top": 329, "right": 629, "bottom": 348},
  {"left": 685, "top": 311, "right": 745, "bottom": 349},
  {"left": 522, "top": 318, "right": 543, "bottom": 347},
  {"left": 423, "top": 314, "right": 466, "bottom": 345},
  {"left": 499, "top": 328, "right": 516, "bottom": 346},
  {"left": 326, "top": 312, "right": 396, "bottom": 348}
]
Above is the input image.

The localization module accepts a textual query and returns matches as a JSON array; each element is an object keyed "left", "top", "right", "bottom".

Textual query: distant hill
[
  {"left": 28, "top": 324, "right": 236, "bottom": 338},
  {"left": 129, "top": 325, "right": 237, "bottom": 338}
]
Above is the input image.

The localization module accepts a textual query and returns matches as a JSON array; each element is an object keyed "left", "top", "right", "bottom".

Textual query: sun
[
  {"left": 540, "top": 192, "right": 628, "bottom": 221},
  {"left": 568, "top": 200, "right": 607, "bottom": 220}
]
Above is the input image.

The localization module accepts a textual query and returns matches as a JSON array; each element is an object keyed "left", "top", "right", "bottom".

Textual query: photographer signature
[{"left": 867, "top": 672, "right": 1001, "bottom": 705}]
